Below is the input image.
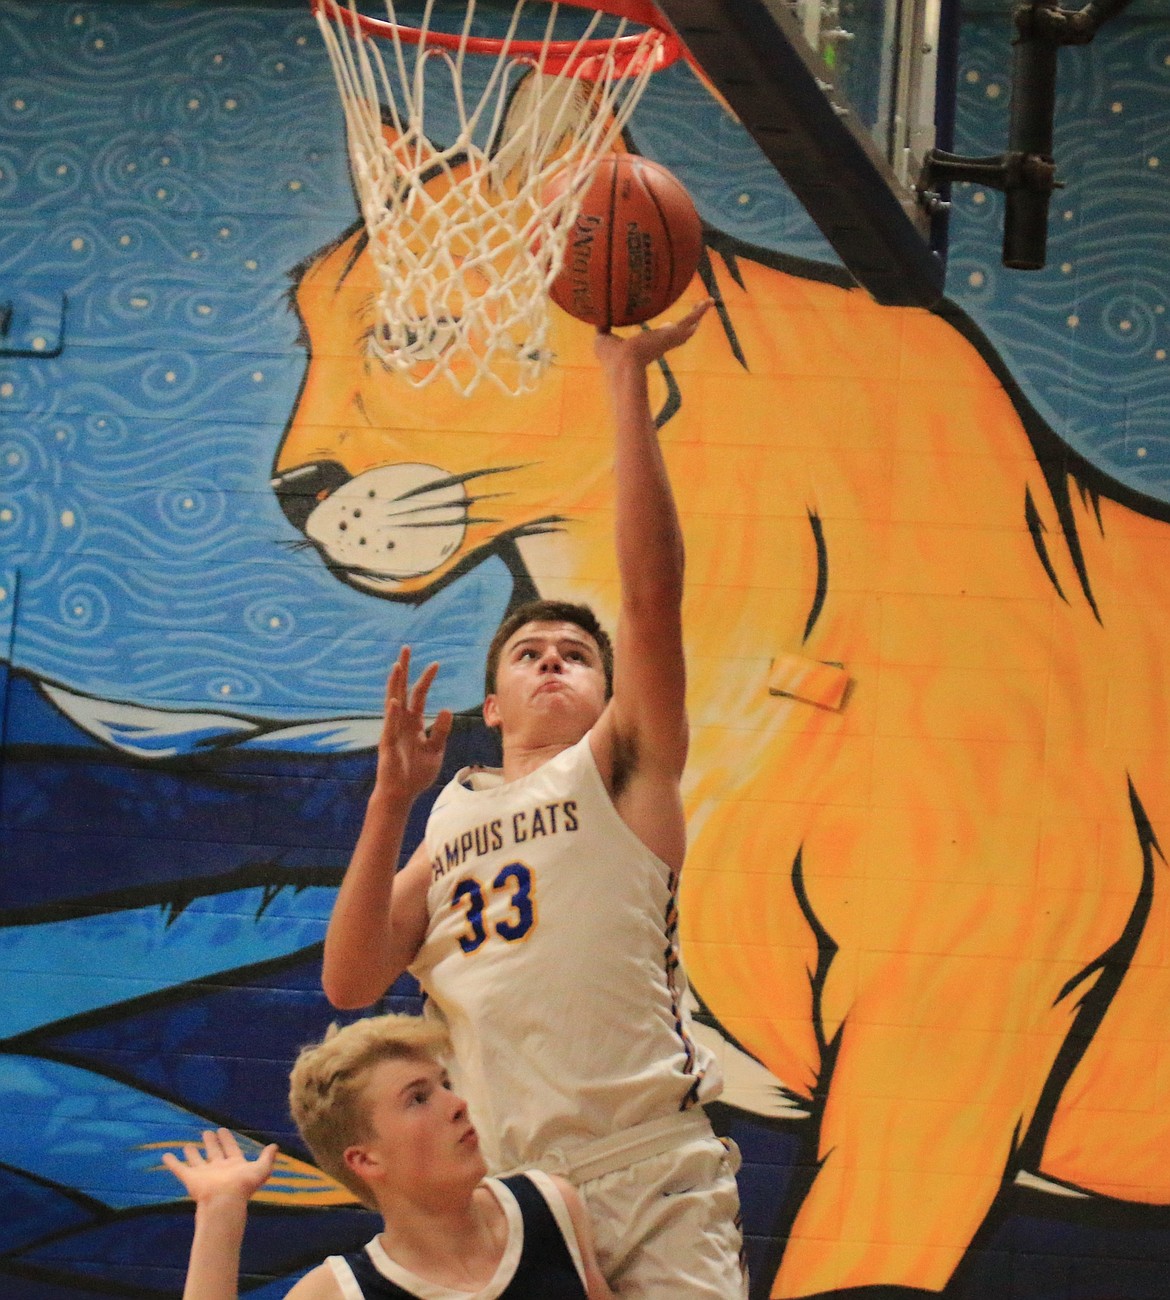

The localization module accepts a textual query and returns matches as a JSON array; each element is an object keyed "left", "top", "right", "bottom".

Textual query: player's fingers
[
  {"left": 256, "top": 1144, "right": 279, "bottom": 1178},
  {"left": 425, "top": 708, "right": 454, "bottom": 753},
  {"left": 409, "top": 661, "right": 440, "bottom": 715},
  {"left": 680, "top": 296, "right": 712, "bottom": 323},
  {"left": 203, "top": 1129, "right": 225, "bottom": 1160},
  {"left": 217, "top": 1128, "right": 243, "bottom": 1159},
  {"left": 382, "top": 672, "right": 399, "bottom": 723},
  {"left": 182, "top": 1141, "right": 205, "bottom": 1165},
  {"left": 390, "top": 645, "right": 412, "bottom": 692},
  {"left": 672, "top": 298, "right": 712, "bottom": 339},
  {"left": 385, "top": 648, "right": 409, "bottom": 706},
  {"left": 381, "top": 697, "right": 404, "bottom": 745},
  {"left": 160, "top": 1152, "right": 183, "bottom": 1175}
]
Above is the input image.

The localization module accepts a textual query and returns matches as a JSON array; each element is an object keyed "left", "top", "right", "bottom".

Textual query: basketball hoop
[{"left": 312, "top": 0, "right": 682, "bottom": 396}]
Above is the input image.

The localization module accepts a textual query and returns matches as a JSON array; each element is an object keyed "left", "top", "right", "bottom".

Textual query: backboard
[{"left": 655, "top": 0, "right": 957, "bottom": 306}]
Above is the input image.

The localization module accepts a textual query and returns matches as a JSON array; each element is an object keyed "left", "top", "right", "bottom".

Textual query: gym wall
[{"left": 1, "top": 2, "right": 1168, "bottom": 1296}]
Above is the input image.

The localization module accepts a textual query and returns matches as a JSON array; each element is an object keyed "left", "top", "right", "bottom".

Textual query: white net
[{"left": 315, "top": 0, "right": 670, "bottom": 396}]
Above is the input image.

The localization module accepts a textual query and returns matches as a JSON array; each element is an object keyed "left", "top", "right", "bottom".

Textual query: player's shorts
[{"left": 543, "top": 1110, "right": 748, "bottom": 1299}]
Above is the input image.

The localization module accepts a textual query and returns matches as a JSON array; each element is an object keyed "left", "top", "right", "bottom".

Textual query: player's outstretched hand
[
  {"left": 161, "top": 1128, "right": 278, "bottom": 1207},
  {"left": 376, "top": 645, "right": 454, "bottom": 802},
  {"left": 593, "top": 298, "right": 712, "bottom": 370}
]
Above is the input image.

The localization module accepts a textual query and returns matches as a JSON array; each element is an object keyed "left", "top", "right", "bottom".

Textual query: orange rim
[{"left": 311, "top": 0, "right": 684, "bottom": 75}]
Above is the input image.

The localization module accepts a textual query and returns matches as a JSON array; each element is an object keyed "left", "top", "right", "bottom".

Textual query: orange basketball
[{"left": 544, "top": 154, "right": 704, "bottom": 329}]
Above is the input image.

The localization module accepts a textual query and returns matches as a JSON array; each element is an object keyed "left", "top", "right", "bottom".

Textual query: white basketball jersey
[{"left": 411, "top": 732, "right": 720, "bottom": 1174}]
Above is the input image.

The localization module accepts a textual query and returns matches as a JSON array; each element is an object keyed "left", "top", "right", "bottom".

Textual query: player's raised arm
[
  {"left": 590, "top": 301, "right": 711, "bottom": 866},
  {"left": 322, "top": 647, "right": 452, "bottom": 1009},
  {"left": 162, "top": 1129, "right": 344, "bottom": 1300}
]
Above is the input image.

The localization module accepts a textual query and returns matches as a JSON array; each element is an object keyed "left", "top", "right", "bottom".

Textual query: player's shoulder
[
  {"left": 544, "top": 1171, "right": 579, "bottom": 1203},
  {"left": 283, "top": 1260, "right": 346, "bottom": 1300},
  {"left": 508, "top": 1170, "right": 585, "bottom": 1223}
]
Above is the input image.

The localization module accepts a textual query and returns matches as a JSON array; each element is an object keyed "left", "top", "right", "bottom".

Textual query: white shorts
[{"left": 568, "top": 1116, "right": 748, "bottom": 1298}]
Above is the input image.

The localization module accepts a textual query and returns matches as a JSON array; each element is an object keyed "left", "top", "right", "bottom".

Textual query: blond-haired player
[
  {"left": 322, "top": 307, "right": 747, "bottom": 1297},
  {"left": 162, "top": 1014, "right": 611, "bottom": 1300}
]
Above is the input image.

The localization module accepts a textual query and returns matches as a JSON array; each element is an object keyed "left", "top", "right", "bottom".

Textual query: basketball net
[{"left": 314, "top": 0, "right": 679, "bottom": 396}]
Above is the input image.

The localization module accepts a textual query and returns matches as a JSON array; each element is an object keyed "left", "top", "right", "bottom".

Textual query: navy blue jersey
[{"left": 327, "top": 1173, "right": 588, "bottom": 1299}]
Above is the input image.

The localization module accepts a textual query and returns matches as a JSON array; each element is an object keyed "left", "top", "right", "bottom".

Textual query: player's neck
[
  {"left": 499, "top": 732, "right": 577, "bottom": 782},
  {"left": 376, "top": 1184, "right": 504, "bottom": 1287}
]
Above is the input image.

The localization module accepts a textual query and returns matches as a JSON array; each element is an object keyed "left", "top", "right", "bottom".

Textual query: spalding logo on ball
[{"left": 544, "top": 154, "right": 704, "bottom": 330}]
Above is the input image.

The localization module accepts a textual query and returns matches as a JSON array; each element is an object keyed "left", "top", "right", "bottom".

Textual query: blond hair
[{"left": 289, "top": 1013, "right": 450, "bottom": 1207}]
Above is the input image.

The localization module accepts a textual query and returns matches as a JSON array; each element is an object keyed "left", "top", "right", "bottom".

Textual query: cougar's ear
[
  {"left": 490, "top": 69, "right": 605, "bottom": 185},
  {"left": 379, "top": 115, "right": 435, "bottom": 176},
  {"left": 378, "top": 117, "right": 408, "bottom": 152}
]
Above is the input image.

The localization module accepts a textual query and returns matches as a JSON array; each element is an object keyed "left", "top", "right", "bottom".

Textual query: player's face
[
  {"left": 485, "top": 620, "right": 608, "bottom": 738},
  {"left": 348, "top": 1056, "right": 485, "bottom": 1200}
]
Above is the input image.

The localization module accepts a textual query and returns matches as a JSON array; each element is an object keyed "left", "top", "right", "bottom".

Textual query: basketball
[{"left": 544, "top": 154, "right": 704, "bottom": 330}]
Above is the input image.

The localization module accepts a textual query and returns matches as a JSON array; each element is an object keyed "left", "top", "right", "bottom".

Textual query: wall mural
[{"left": 1, "top": 3, "right": 1169, "bottom": 1298}]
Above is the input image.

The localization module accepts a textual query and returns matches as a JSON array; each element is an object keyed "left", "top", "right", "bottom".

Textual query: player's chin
[
  {"left": 531, "top": 687, "right": 578, "bottom": 713},
  {"left": 462, "top": 1140, "right": 488, "bottom": 1179},
  {"left": 538, "top": 693, "right": 600, "bottom": 728}
]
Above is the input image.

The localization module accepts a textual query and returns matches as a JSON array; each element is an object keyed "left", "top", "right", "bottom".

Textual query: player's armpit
[
  {"left": 590, "top": 604, "right": 689, "bottom": 870},
  {"left": 549, "top": 1175, "right": 616, "bottom": 1300}
]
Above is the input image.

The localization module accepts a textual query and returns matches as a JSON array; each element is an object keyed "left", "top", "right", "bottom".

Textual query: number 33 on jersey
[{"left": 453, "top": 862, "right": 537, "bottom": 953}]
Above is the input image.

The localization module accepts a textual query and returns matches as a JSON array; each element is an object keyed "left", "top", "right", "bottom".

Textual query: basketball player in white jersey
[{"left": 323, "top": 300, "right": 747, "bottom": 1298}]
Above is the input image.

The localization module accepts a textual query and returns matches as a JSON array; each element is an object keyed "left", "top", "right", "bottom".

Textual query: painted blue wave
[
  {"left": 36, "top": 679, "right": 382, "bottom": 756},
  {"left": 1, "top": 886, "right": 333, "bottom": 1039},
  {"left": 0, "top": 1055, "right": 284, "bottom": 1209}
]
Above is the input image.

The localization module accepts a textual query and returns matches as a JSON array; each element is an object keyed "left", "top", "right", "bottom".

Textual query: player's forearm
[
  {"left": 607, "top": 356, "right": 685, "bottom": 613},
  {"left": 587, "top": 1269, "right": 617, "bottom": 1300},
  {"left": 322, "top": 794, "right": 413, "bottom": 1008},
  {"left": 181, "top": 1197, "right": 248, "bottom": 1300}
]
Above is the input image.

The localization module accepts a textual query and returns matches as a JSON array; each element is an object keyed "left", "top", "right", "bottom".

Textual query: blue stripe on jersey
[{"left": 661, "top": 869, "right": 704, "bottom": 1108}]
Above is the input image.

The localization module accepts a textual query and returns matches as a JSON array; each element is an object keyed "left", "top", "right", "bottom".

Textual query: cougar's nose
[{"left": 271, "top": 461, "right": 351, "bottom": 532}]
